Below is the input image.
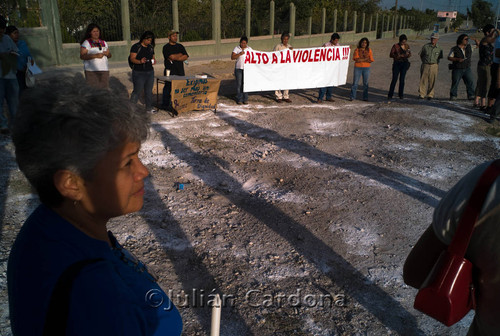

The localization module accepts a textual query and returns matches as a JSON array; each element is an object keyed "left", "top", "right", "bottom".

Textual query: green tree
[
  {"left": 450, "top": 13, "right": 465, "bottom": 30},
  {"left": 470, "top": 0, "right": 495, "bottom": 29},
  {"left": 396, "top": 7, "right": 436, "bottom": 35}
]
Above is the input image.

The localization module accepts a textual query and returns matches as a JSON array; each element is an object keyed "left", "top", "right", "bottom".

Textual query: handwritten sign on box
[{"left": 171, "top": 78, "right": 221, "bottom": 114}]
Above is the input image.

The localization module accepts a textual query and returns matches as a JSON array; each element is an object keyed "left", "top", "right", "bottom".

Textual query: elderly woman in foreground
[{"left": 8, "top": 79, "right": 182, "bottom": 335}]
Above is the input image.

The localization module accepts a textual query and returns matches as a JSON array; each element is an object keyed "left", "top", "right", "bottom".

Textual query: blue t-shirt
[
  {"left": 494, "top": 36, "right": 500, "bottom": 64},
  {"left": 15, "top": 40, "right": 32, "bottom": 71},
  {"left": 7, "top": 205, "right": 182, "bottom": 335}
]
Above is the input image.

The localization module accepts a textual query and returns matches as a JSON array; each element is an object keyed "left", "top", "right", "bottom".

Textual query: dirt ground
[{"left": 1, "top": 31, "right": 500, "bottom": 335}]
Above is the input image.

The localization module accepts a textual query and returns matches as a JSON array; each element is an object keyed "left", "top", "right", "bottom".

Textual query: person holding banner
[
  {"left": 318, "top": 33, "right": 341, "bottom": 103},
  {"left": 231, "top": 36, "right": 252, "bottom": 105},
  {"left": 274, "top": 32, "right": 293, "bottom": 103},
  {"left": 350, "top": 38, "right": 374, "bottom": 101}
]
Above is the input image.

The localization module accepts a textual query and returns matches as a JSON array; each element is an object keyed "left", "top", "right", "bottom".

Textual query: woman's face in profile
[
  {"left": 80, "top": 141, "right": 149, "bottom": 221},
  {"left": 9, "top": 29, "right": 19, "bottom": 43}
]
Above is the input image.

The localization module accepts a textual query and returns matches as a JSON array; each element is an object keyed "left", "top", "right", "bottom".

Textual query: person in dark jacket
[{"left": 448, "top": 34, "right": 479, "bottom": 100}]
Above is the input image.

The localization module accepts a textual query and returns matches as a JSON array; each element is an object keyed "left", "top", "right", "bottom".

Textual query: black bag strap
[
  {"left": 43, "top": 258, "right": 104, "bottom": 336},
  {"left": 448, "top": 160, "right": 500, "bottom": 257}
]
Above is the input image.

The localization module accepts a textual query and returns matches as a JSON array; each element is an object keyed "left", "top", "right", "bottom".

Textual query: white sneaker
[{"left": 147, "top": 108, "right": 158, "bottom": 114}]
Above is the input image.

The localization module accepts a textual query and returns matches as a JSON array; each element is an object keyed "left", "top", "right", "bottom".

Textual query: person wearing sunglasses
[
  {"left": 80, "top": 23, "right": 112, "bottom": 89},
  {"left": 448, "top": 34, "right": 478, "bottom": 101}
]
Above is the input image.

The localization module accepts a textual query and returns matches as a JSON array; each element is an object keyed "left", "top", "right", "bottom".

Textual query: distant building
[
  {"left": 437, "top": 11, "right": 458, "bottom": 19},
  {"left": 437, "top": 11, "right": 457, "bottom": 30}
]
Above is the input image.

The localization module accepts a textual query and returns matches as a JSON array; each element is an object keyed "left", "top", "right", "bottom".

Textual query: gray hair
[{"left": 12, "top": 77, "right": 150, "bottom": 207}]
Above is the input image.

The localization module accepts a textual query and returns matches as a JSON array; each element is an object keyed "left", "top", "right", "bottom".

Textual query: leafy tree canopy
[{"left": 469, "top": 0, "right": 495, "bottom": 29}]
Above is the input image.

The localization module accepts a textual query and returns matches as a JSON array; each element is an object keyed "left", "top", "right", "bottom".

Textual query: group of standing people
[
  {"left": 230, "top": 32, "right": 377, "bottom": 104},
  {"left": 80, "top": 25, "right": 189, "bottom": 115},
  {"left": 77, "top": 24, "right": 500, "bottom": 118},
  {"left": 127, "top": 29, "right": 188, "bottom": 115},
  {"left": 366, "top": 28, "right": 498, "bottom": 112}
]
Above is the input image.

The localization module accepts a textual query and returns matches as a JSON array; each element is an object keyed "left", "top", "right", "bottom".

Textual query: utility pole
[
  {"left": 496, "top": 0, "right": 500, "bottom": 29},
  {"left": 393, "top": 0, "right": 398, "bottom": 38}
]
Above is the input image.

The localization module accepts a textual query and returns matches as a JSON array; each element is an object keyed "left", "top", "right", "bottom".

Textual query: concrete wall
[{"left": 19, "top": 27, "right": 56, "bottom": 68}]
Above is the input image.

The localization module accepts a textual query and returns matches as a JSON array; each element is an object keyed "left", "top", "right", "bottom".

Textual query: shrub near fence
[
  {"left": 178, "top": 0, "right": 211, "bottom": 41},
  {"left": 129, "top": 0, "right": 171, "bottom": 40}
]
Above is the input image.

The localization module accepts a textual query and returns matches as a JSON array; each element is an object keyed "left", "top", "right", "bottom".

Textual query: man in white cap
[{"left": 418, "top": 32, "right": 443, "bottom": 100}]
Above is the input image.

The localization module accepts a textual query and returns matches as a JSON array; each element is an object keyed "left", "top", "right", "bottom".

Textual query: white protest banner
[{"left": 243, "top": 46, "right": 350, "bottom": 92}]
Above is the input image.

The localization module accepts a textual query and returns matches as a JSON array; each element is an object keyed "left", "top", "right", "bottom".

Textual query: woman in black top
[
  {"left": 387, "top": 34, "right": 411, "bottom": 101},
  {"left": 129, "top": 31, "right": 156, "bottom": 114},
  {"left": 475, "top": 24, "right": 497, "bottom": 110}
]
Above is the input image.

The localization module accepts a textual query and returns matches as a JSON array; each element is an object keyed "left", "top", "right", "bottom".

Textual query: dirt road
[{"left": 1, "top": 31, "right": 499, "bottom": 335}]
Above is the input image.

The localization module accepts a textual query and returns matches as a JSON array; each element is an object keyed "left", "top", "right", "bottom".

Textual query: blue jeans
[
  {"left": 318, "top": 86, "right": 333, "bottom": 100},
  {"left": 130, "top": 70, "right": 154, "bottom": 110},
  {"left": 388, "top": 61, "right": 409, "bottom": 99},
  {"left": 235, "top": 68, "right": 248, "bottom": 103},
  {"left": 350, "top": 67, "right": 370, "bottom": 100},
  {"left": 450, "top": 67, "right": 475, "bottom": 98},
  {"left": 0, "top": 78, "right": 19, "bottom": 129}
]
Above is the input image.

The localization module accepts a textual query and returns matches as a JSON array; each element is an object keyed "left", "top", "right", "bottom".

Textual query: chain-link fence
[
  {"left": 58, "top": 0, "right": 122, "bottom": 43},
  {"left": 1, "top": 0, "right": 42, "bottom": 27},
  {"left": 129, "top": 1, "right": 172, "bottom": 41},
  {"left": 53, "top": 0, "right": 420, "bottom": 45}
]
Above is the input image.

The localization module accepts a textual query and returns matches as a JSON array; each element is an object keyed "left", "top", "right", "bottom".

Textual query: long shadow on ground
[
  {"left": 140, "top": 177, "right": 253, "bottom": 335},
  {"left": 0, "top": 141, "right": 14, "bottom": 242},
  {"left": 152, "top": 123, "right": 426, "bottom": 334},
  {"left": 216, "top": 111, "right": 445, "bottom": 207}
]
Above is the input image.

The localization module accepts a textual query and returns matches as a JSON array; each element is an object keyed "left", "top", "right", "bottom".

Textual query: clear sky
[{"left": 379, "top": 0, "right": 497, "bottom": 13}]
